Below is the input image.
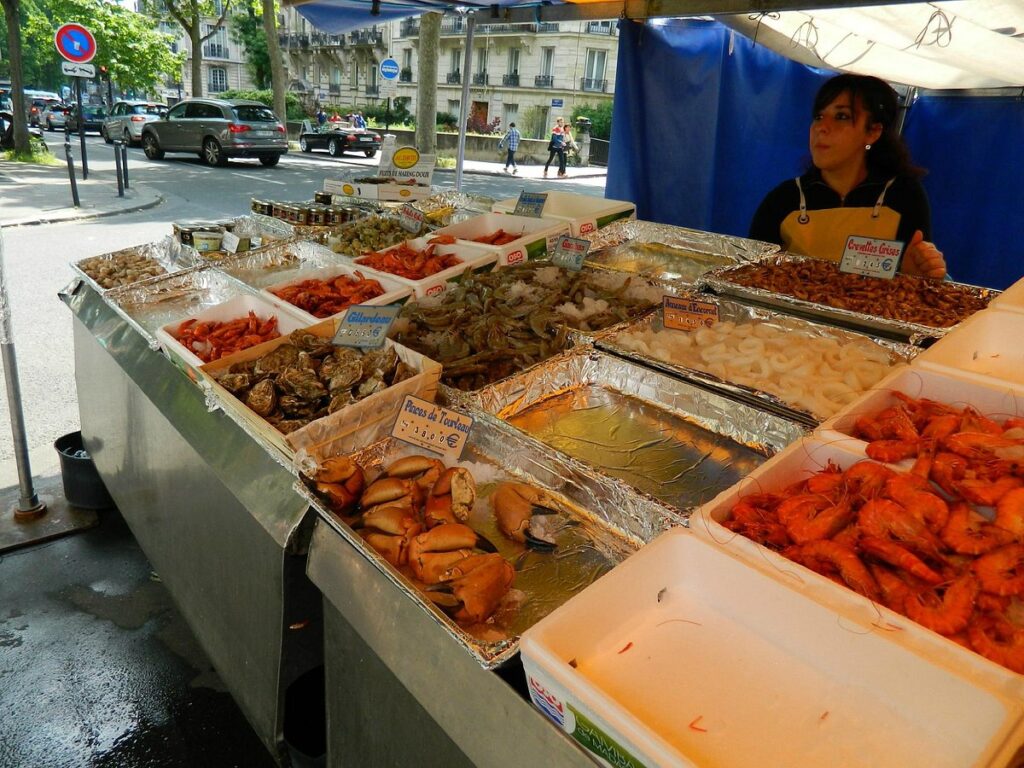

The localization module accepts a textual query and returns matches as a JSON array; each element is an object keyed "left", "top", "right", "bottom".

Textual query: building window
[
  {"left": 450, "top": 48, "right": 461, "bottom": 75},
  {"left": 448, "top": 99, "right": 460, "bottom": 116},
  {"left": 212, "top": 0, "right": 223, "bottom": 14},
  {"left": 208, "top": 66, "right": 227, "bottom": 93},
  {"left": 402, "top": 49, "right": 412, "bottom": 70},
  {"left": 331, "top": 67, "right": 341, "bottom": 85},
  {"left": 585, "top": 49, "right": 607, "bottom": 82},
  {"left": 507, "top": 48, "right": 520, "bottom": 75},
  {"left": 477, "top": 46, "right": 488, "bottom": 73},
  {"left": 540, "top": 47, "right": 555, "bottom": 77},
  {"left": 503, "top": 103, "right": 518, "bottom": 126}
]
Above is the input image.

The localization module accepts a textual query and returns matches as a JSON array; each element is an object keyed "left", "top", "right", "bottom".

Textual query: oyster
[
  {"left": 277, "top": 367, "right": 328, "bottom": 400},
  {"left": 254, "top": 344, "right": 300, "bottom": 376},
  {"left": 279, "top": 394, "right": 318, "bottom": 418},
  {"left": 361, "top": 346, "right": 398, "bottom": 380},
  {"left": 288, "top": 330, "right": 333, "bottom": 357},
  {"left": 229, "top": 358, "right": 259, "bottom": 376},
  {"left": 245, "top": 379, "right": 278, "bottom": 417},
  {"left": 392, "top": 361, "right": 417, "bottom": 384},
  {"left": 296, "top": 351, "right": 319, "bottom": 371},
  {"left": 327, "top": 360, "right": 363, "bottom": 392},
  {"left": 216, "top": 372, "right": 251, "bottom": 395},
  {"left": 357, "top": 375, "right": 386, "bottom": 399},
  {"left": 276, "top": 419, "right": 308, "bottom": 434},
  {"left": 328, "top": 391, "right": 354, "bottom": 414}
]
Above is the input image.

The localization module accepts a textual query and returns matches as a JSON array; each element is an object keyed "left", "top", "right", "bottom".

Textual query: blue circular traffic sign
[
  {"left": 55, "top": 23, "right": 97, "bottom": 64},
  {"left": 379, "top": 58, "right": 400, "bottom": 80}
]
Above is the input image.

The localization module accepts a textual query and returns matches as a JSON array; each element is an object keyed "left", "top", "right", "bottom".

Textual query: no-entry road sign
[{"left": 55, "top": 23, "right": 97, "bottom": 65}]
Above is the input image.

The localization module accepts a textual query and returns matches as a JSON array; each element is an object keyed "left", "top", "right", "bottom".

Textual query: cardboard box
[
  {"left": 431, "top": 212, "right": 572, "bottom": 267},
  {"left": 913, "top": 308, "right": 1024, "bottom": 388},
  {"left": 323, "top": 178, "right": 431, "bottom": 202},
  {"left": 350, "top": 237, "right": 497, "bottom": 298},
  {"left": 262, "top": 264, "right": 413, "bottom": 325},
  {"left": 201, "top": 317, "right": 441, "bottom": 460},
  {"left": 492, "top": 191, "right": 636, "bottom": 239}
]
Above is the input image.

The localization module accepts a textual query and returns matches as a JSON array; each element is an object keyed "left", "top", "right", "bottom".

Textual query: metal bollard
[
  {"left": 64, "top": 136, "right": 80, "bottom": 208},
  {"left": 120, "top": 142, "right": 129, "bottom": 189},
  {"left": 113, "top": 140, "right": 124, "bottom": 198}
]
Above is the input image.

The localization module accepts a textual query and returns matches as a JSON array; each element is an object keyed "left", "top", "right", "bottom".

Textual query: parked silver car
[
  {"left": 140, "top": 98, "right": 287, "bottom": 167},
  {"left": 102, "top": 100, "right": 166, "bottom": 146},
  {"left": 40, "top": 102, "right": 70, "bottom": 131}
]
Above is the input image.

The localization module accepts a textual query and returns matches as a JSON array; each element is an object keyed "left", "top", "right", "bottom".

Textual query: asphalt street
[{"left": 0, "top": 135, "right": 607, "bottom": 487}]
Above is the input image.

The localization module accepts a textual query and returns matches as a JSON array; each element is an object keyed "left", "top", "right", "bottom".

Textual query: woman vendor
[{"left": 749, "top": 74, "right": 946, "bottom": 280}]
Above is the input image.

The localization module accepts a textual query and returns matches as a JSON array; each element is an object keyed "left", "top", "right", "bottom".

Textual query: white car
[
  {"left": 102, "top": 100, "right": 167, "bottom": 146},
  {"left": 37, "top": 100, "right": 68, "bottom": 130}
]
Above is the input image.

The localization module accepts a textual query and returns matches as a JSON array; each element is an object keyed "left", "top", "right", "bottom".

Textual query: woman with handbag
[{"left": 543, "top": 118, "right": 567, "bottom": 178}]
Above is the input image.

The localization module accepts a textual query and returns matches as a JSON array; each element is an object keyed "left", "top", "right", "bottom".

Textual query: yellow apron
[{"left": 780, "top": 177, "right": 901, "bottom": 262}]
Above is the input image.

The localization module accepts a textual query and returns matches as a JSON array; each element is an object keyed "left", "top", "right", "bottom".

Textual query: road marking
[{"left": 234, "top": 172, "right": 286, "bottom": 185}]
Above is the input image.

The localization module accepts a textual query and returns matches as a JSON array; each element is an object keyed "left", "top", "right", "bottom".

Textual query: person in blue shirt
[
  {"left": 316, "top": 107, "right": 327, "bottom": 127},
  {"left": 498, "top": 122, "right": 521, "bottom": 174},
  {"left": 354, "top": 111, "right": 367, "bottom": 129},
  {"left": 543, "top": 118, "right": 567, "bottom": 178}
]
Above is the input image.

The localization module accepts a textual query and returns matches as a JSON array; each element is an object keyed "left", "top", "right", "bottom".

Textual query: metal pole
[
  {"left": 120, "top": 141, "right": 129, "bottom": 189},
  {"left": 0, "top": 230, "right": 45, "bottom": 519},
  {"left": 64, "top": 135, "right": 80, "bottom": 208},
  {"left": 76, "top": 78, "right": 88, "bottom": 180},
  {"left": 113, "top": 140, "right": 124, "bottom": 198},
  {"left": 454, "top": 14, "right": 475, "bottom": 191}
]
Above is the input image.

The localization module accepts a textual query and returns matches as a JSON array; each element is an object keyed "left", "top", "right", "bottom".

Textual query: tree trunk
[
  {"left": 262, "top": 0, "right": 286, "bottom": 122},
  {"left": 2, "top": 0, "right": 30, "bottom": 154},
  {"left": 415, "top": 12, "right": 440, "bottom": 154},
  {"left": 190, "top": 26, "right": 204, "bottom": 97}
]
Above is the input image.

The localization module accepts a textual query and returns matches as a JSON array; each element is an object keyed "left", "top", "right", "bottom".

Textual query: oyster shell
[
  {"left": 216, "top": 372, "right": 252, "bottom": 395},
  {"left": 327, "top": 360, "right": 363, "bottom": 392},
  {"left": 254, "top": 344, "right": 300, "bottom": 376},
  {"left": 288, "top": 330, "right": 333, "bottom": 357},
  {"left": 361, "top": 346, "right": 398, "bottom": 381},
  {"left": 278, "top": 367, "right": 328, "bottom": 400},
  {"left": 357, "top": 375, "right": 386, "bottom": 399},
  {"left": 392, "top": 361, "right": 417, "bottom": 384},
  {"left": 245, "top": 379, "right": 278, "bottom": 417},
  {"left": 328, "top": 391, "right": 354, "bottom": 414},
  {"left": 279, "top": 394, "right": 318, "bottom": 418}
]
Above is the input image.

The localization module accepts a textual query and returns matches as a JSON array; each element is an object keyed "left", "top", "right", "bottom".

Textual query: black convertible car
[{"left": 298, "top": 121, "right": 382, "bottom": 158}]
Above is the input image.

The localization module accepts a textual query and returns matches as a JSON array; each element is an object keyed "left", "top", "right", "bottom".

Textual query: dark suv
[{"left": 140, "top": 98, "right": 288, "bottom": 167}]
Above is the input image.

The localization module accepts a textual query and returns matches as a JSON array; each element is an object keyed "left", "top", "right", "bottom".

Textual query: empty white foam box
[
  {"left": 492, "top": 191, "right": 635, "bottom": 238},
  {"left": 156, "top": 292, "right": 311, "bottom": 372},
  {"left": 347, "top": 237, "right": 498, "bottom": 299},
  {"left": 913, "top": 308, "right": 1024, "bottom": 389},
  {"left": 521, "top": 526, "right": 1024, "bottom": 768},
  {"left": 430, "top": 212, "right": 571, "bottom": 267},
  {"left": 261, "top": 264, "right": 413, "bottom": 325},
  {"left": 990, "top": 277, "right": 1023, "bottom": 315}
]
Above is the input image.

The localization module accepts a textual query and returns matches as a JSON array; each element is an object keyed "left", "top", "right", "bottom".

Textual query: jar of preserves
[{"left": 314, "top": 191, "right": 333, "bottom": 205}]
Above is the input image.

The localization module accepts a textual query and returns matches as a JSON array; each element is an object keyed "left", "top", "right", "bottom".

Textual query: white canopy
[{"left": 722, "top": 1, "right": 1024, "bottom": 89}]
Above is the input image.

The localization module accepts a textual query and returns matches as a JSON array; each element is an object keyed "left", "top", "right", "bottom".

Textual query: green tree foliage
[
  {"left": 571, "top": 101, "right": 613, "bottom": 141},
  {"left": 520, "top": 104, "right": 547, "bottom": 140},
  {"left": 230, "top": 6, "right": 270, "bottom": 89},
  {"left": 220, "top": 88, "right": 303, "bottom": 120}
]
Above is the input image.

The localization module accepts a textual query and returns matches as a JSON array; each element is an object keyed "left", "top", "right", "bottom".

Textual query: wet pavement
[{"left": 0, "top": 502, "right": 278, "bottom": 768}]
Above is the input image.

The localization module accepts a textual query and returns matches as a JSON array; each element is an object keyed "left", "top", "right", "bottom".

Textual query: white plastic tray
[
  {"left": 913, "top": 308, "right": 1024, "bottom": 388},
  {"left": 522, "top": 527, "right": 1024, "bottom": 768},
  {"left": 492, "top": 191, "right": 635, "bottom": 238},
  {"left": 430, "top": 212, "right": 571, "bottom": 266},
  {"left": 990, "top": 275, "right": 1024, "bottom": 315},
  {"left": 350, "top": 237, "right": 497, "bottom": 298},
  {"left": 156, "top": 292, "right": 311, "bottom": 371},
  {"left": 261, "top": 264, "right": 412, "bottom": 325}
]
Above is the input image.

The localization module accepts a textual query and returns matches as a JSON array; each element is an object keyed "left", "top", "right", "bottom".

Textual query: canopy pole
[{"left": 454, "top": 15, "right": 476, "bottom": 191}]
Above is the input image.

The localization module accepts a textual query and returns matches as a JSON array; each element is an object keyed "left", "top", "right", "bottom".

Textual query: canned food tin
[{"left": 314, "top": 191, "right": 333, "bottom": 205}]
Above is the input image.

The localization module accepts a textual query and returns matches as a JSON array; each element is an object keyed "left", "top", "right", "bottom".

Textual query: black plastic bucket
[{"left": 54, "top": 431, "right": 115, "bottom": 510}]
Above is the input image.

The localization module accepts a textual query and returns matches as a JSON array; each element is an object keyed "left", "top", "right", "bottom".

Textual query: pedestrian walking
[
  {"left": 316, "top": 106, "right": 327, "bottom": 127},
  {"left": 498, "top": 122, "right": 521, "bottom": 174},
  {"left": 354, "top": 111, "right": 367, "bottom": 129},
  {"left": 543, "top": 118, "right": 567, "bottom": 178}
]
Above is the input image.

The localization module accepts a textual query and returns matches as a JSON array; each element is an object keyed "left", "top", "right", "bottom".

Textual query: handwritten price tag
[
  {"left": 663, "top": 294, "right": 719, "bottom": 331},
  {"left": 514, "top": 191, "right": 548, "bottom": 218},
  {"left": 840, "top": 235, "right": 902, "bottom": 280},
  {"left": 332, "top": 304, "right": 402, "bottom": 349},
  {"left": 391, "top": 395, "right": 473, "bottom": 460},
  {"left": 398, "top": 203, "right": 427, "bottom": 233},
  {"left": 551, "top": 235, "right": 590, "bottom": 272}
]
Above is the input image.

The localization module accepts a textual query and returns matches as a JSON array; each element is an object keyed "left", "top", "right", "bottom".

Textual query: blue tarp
[{"left": 607, "top": 18, "right": 1024, "bottom": 289}]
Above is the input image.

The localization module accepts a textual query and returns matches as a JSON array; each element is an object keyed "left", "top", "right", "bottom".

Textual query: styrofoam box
[
  {"left": 819, "top": 365, "right": 1024, "bottom": 460},
  {"left": 156, "top": 292, "right": 312, "bottom": 371},
  {"left": 492, "top": 191, "right": 636, "bottom": 238},
  {"left": 990, "top": 275, "right": 1024, "bottom": 315},
  {"left": 430, "top": 212, "right": 571, "bottom": 267},
  {"left": 690, "top": 436, "right": 1024, "bottom": 700},
  {"left": 261, "top": 264, "right": 413, "bottom": 325},
  {"left": 521, "top": 527, "right": 1024, "bottom": 768},
  {"left": 349, "top": 237, "right": 497, "bottom": 299},
  {"left": 913, "top": 308, "right": 1024, "bottom": 388}
]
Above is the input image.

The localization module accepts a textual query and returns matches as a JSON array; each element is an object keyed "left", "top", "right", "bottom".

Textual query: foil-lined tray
[
  {"left": 242, "top": 210, "right": 375, "bottom": 243},
  {"left": 700, "top": 253, "right": 998, "bottom": 343},
  {"left": 597, "top": 298, "right": 919, "bottom": 426},
  {"left": 458, "top": 347, "right": 806, "bottom": 516},
  {"left": 585, "top": 220, "right": 779, "bottom": 284},
  {"left": 104, "top": 265, "right": 255, "bottom": 348},
  {"left": 299, "top": 408, "right": 676, "bottom": 668},
  {"left": 410, "top": 190, "right": 497, "bottom": 226},
  {"left": 214, "top": 239, "right": 349, "bottom": 291},
  {"left": 70, "top": 236, "right": 189, "bottom": 294}
]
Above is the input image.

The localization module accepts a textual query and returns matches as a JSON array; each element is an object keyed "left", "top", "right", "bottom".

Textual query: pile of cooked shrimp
[{"left": 725, "top": 394, "right": 1024, "bottom": 673}]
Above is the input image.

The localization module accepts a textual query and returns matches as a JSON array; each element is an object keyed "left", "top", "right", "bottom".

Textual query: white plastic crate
[
  {"left": 430, "top": 212, "right": 571, "bottom": 267},
  {"left": 492, "top": 191, "right": 635, "bottom": 238},
  {"left": 522, "top": 527, "right": 1024, "bottom": 768},
  {"left": 261, "top": 264, "right": 412, "bottom": 325},
  {"left": 348, "top": 237, "right": 497, "bottom": 299},
  {"left": 156, "top": 292, "right": 311, "bottom": 371},
  {"left": 913, "top": 308, "right": 1024, "bottom": 388},
  {"left": 990, "top": 276, "right": 1024, "bottom": 315}
]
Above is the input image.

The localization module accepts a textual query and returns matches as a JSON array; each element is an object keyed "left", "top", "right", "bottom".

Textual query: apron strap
[
  {"left": 872, "top": 177, "right": 897, "bottom": 219},
  {"left": 795, "top": 177, "right": 809, "bottom": 224}
]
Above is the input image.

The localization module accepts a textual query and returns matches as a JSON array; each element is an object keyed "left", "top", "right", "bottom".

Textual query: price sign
[
  {"left": 551, "top": 235, "right": 590, "bottom": 272},
  {"left": 392, "top": 395, "right": 474, "bottom": 460},
  {"left": 839, "top": 235, "right": 902, "bottom": 280},
  {"left": 514, "top": 191, "right": 547, "bottom": 218},
  {"left": 663, "top": 294, "right": 719, "bottom": 331},
  {"left": 221, "top": 231, "right": 250, "bottom": 254},
  {"left": 398, "top": 203, "right": 427, "bottom": 233},
  {"left": 331, "top": 304, "right": 402, "bottom": 349}
]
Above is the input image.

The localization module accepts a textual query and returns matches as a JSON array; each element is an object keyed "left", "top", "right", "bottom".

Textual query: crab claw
[
  {"left": 492, "top": 482, "right": 561, "bottom": 546},
  {"left": 423, "top": 467, "right": 477, "bottom": 528},
  {"left": 360, "top": 505, "right": 421, "bottom": 536},
  {"left": 315, "top": 456, "right": 362, "bottom": 484},
  {"left": 386, "top": 455, "right": 445, "bottom": 490},
  {"left": 407, "top": 522, "right": 490, "bottom": 564},
  {"left": 315, "top": 480, "right": 362, "bottom": 515},
  {"left": 361, "top": 530, "right": 410, "bottom": 567},
  {"left": 360, "top": 477, "right": 422, "bottom": 510},
  {"left": 428, "top": 553, "right": 515, "bottom": 624},
  {"left": 410, "top": 548, "right": 474, "bottom": 584}
]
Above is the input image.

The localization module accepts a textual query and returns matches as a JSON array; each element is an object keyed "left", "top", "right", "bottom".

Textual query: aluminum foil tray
[
  {"left": 585, "top": 220, "right": 779, "bottom": 284},
  {"left": 597, "top": 297, "right": 919, "bottom": 426},
  {"left": 460, "top": 347, "right": 806, "bottom": 515},
  {"left": 242, "top": 209, "right": 374, "bottom": 242},
  {"left": 700, "top": 253, "right": 998, "bottom": 343},
  {"left": 298, "top": 410, "right": 675, "bottom": 669},
  {"left": 214, "top": 239, "right": 350, "bottom": 291},
  {"left": 70, "top": 236, "right": 189, "bottom": 294}
]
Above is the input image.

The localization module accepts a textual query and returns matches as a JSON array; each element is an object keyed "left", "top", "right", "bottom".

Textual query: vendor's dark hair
[{"left": 813, "top": 74, "right": 923, "bottom": 178}]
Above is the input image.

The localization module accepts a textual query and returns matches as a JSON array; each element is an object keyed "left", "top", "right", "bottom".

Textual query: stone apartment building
[{"left": 278, "top": 8, "right": 618, "bottom": 137}]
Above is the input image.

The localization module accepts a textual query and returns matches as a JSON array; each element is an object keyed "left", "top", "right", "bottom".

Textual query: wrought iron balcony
[
  {"left": 534, "top": 75, "right": 554, "bottom": 88},
  {"left": 399, "top": 18, "right": 420, "bottom": 37},
  {"left": 585, "top": 21, "right": 617, "bottom": 35},
  {"left": 349, "top": 29, "right": 383, "bottom": 46},
  {"left": 472, "top": 72, "right": 488, "bottom": 86},
  {"left": 580, "top": 77, "right": 608, "bottom": 92},
  {"left": 446, "top": 71, "right": 461, "bottom": 84},
  {"left": 502, "top": 73, "right": 519, "bottom": 87},
  {"left": 311, "top": 32, "right": 345, "bottom": 48},
  {"left": 474, "top": 21, "right": 560, "bottom": 34},
  {"left": 203, "top": 43, "right": 229, "bottom": 59},
  {"left": 399, "top": 68, "right": 413, "bottom": 83},
  {"left": 440, "top": 17, "right": 465, "bottom": 34},
  {"left": 328, "top": 84, "right": 341, "bottom": 95}
]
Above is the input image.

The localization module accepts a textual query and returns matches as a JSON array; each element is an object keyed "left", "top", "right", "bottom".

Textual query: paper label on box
[
  {"left": 331, "top": 305, "right": 402, "bottom": 349},
  {"left": 527, "top": 675, "right": 566, "bottom": 728},
  {"left": 514, "top": 191, "right": 547, "bottom": 218},
  {"left": 398, "top": 203, "right": 427, "bottom": 233},
  {"left": 221, "top": 231, "right": 249, "bottom": 253},
  {"left": 663, "top": 294, "right": 719, "bottom": 330},
  {"left": 568, "top": 704, "right": 644, "bottom": 768},
  {"left": 576, "top": 218, "right": 599, "bottom": 237},
  {"left": 551, "top": 235, "right": 590, "bottom": 272},
  {"left": 840, "top": 235, "right": 902, "bottom": 280},
  {"left": 391, "top": 396, "right": 472, "bottom": 460}
]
